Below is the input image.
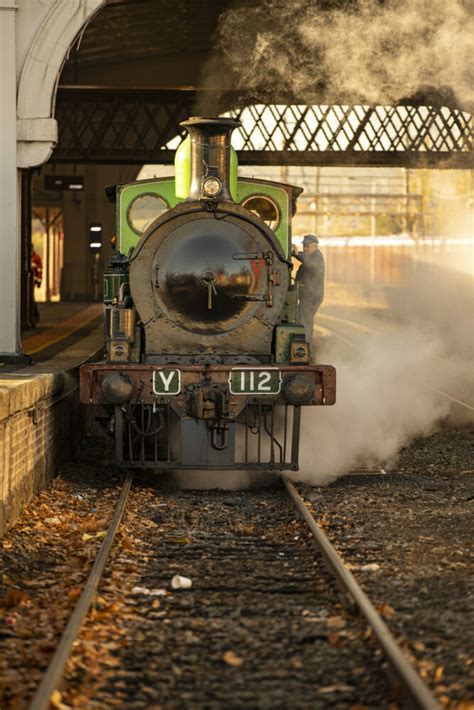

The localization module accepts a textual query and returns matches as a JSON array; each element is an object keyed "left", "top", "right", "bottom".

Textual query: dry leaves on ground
[{"left": 223, "top": 650, "right": 243, "bottom": 667}]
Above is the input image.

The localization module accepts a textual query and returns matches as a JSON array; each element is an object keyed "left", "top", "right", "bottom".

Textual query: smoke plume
[
  {"left": 294, "top": 250, "right": 474, "bottom": 484},
  {"left": 297, "top": 330, "right": 449, "bottom": 483},
  {"left": 216, "top": 0, "right": 474, "bottom": 110}
]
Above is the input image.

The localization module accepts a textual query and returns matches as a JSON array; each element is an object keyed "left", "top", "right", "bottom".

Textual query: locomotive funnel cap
[
  {"left": 180, "top": 116, "right": 241, "bottom": 131},
  {"left": 179, "top": 116, "right": 241, "bottom": 202}
]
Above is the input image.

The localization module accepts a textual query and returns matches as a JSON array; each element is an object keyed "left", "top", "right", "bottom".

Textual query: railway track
[
  {"left": 30, "top": 474, "right": 133, "bottom": 710},
  {"left": 283, "top": 478, "right": 440, "bottom": 710},
  {"left": 30, "top": 474, "right": 440, "bottom": 709}
]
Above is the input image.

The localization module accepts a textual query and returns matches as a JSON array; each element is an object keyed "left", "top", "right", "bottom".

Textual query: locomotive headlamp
[
  {"left": 282, "top": 374, "right": 315, "bottom": 405},
  {"left": 202, "top": 176, "right": 221, "bottom": 197},
  {"left": 101, "top": 373, "right": 133, "bottom": 404}
]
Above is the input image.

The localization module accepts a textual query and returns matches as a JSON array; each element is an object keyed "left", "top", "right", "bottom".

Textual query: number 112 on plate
[{"left": 228, "top": 369, "right": 281, "bottom": 395}]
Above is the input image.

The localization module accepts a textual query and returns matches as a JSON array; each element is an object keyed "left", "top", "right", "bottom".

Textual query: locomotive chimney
[{"left": 180, "top": 117, "right": 241, "bottom": 202}]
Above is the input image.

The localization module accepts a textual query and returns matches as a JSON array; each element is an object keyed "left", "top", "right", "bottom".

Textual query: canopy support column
[{"left": 0, "top": 1, "right": 22, "bottom": 358}]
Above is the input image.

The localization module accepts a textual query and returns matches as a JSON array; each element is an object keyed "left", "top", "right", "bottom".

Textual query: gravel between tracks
[
  {"left": 56, "top": 478, "right": 399, "bottom": 710},
  {"left": 298, "top": 424, "right": 474, "bottom": 709}
]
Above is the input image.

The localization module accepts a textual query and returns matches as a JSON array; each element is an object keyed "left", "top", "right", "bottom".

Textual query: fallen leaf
[
  {"left": 91, "top": 603, "right": 121, "bottom": 622},
  {"left": 304, "top": 616, "right": 325, "bottom": 623},
  {"left": 319, "top": 684, "right": 354, "bottom": 694},
  {"left": 434, "top": 666, "right": 444, "bottom": 682},
  {"left": 102, "top": 656, "right": 121, "bottom": 667},
  {"left": 67, "top": 587, "right": 82, "bottom": 600},
  {"left": 328, "top": 631, "right": 344, "bottom": 648},
  {"left": 50, "top": 690, "right": 62, "bottom": 708},
  {"left": 120, "top": 534, "right": 133, "bottom": 550},
  {"left": 82, "top": 518, "right": 107, "bottom": 532},
  {"left": 327, "top": 615, "right": 346, "bottom": 629},
  {"left": 377, "top": 603, "right": 396, "bottom": 620},
  {"left": 5, "top": 589, "right": 30, "bottom": 608},
  {"left": 454, "top": 700, "right": 474, "bottom": 710},
  {"left": 360, "top": 563, "right": 380, "bottom": 572},
  {"left": 82, "top": 531, "right": 107, "bottom": 542},
  {"left": 223, "top": 650, "right": 243, "bottom": 667}
]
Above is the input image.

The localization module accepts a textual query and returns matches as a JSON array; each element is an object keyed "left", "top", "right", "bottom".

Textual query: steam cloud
[
  {"left": 297, "top": 330, "right": 449, "bottom": 483},
  {"left": 294, "top": 253, "right": 474, "bottom": 484},
  {"left": 216, "top": 0, "right": 474, "bottom": 109}
]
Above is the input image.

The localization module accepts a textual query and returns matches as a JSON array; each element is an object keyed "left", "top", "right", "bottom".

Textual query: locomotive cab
[{"left": 80, "top": 117, "right": 335, "bottom": 471}]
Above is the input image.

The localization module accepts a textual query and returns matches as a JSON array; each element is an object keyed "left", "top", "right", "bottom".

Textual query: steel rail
[
  {"left": 428, "top": 387, "right": 474, "bottom": 412},
  {"left": 29, "top": 473, "right": 133, "bottom": 710},
  {"left": 282, "top": 477, "right": 441, "bottom": 710}
]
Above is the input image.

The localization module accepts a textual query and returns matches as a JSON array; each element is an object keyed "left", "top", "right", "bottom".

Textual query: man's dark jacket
[{"left": 295, "top": 249, "right": 325, "bottom": 306}]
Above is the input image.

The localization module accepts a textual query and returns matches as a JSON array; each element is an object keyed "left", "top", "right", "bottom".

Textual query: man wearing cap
[{"left": 292, "top": 234, "right": 325, "bottom": 351}]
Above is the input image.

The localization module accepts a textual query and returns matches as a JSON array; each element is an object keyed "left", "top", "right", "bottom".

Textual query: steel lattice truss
[{"left": 52, "top": 88, "right": 473, "bottom": 167}]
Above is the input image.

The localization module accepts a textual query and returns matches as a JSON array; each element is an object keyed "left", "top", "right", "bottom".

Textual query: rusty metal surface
[
  {"left": 128, "top": 201, "right": 290, "bottom": 357},
  {"left": 79, "top": 362, "right": 336, "bottom": 411}
]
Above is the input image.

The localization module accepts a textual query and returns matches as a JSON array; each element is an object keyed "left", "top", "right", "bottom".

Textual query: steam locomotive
[{"left": 79, "top": 117, "right": 336, "bottom": 471}]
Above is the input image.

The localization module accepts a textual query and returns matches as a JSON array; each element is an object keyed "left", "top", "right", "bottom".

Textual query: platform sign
[
  {"left": 44, "top": 175, "right": 84, "bottom": 191},
  {"left": 153, "top": 369, "right": 181, "bottom": 395},
  {"left": 229, "top": 368, "right": 281, "bottom": 395}
]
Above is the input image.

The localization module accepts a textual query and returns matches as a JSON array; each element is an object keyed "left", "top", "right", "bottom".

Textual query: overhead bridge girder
[{"left": 52, "top": 88, "right": 473, "bottom": 168}]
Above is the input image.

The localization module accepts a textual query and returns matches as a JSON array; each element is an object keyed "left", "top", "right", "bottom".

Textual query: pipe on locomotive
[{"left": 178, "top": 117, "right": 241, "bottom": 202}]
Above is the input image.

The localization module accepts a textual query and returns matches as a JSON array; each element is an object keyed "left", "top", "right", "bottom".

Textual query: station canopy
[{"left": 53, "top": 0, "right": 473, "bottom": 168}]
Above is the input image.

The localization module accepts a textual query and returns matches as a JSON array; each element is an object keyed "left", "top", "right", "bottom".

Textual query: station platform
[
  {"left": 0, "top": 302, "right": 104, "bottom": 536},
  {"left": 21, "top": 301, "right": 103, "bottom": 367}
]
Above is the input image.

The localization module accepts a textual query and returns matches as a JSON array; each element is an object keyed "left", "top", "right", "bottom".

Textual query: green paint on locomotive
[
  {"left": 103, "top": 271, "right": 129, "bottom": 305},
  {"left": 236, "top": 180, "right": 289, "bottom": 255},
  {"left": 274, "top": 323, "right": 306, "bottom": 363},
  {"left": 118, "top": 177, "right": 177, "bottom": 255},
  {"left": 117, "top": 177, "right": 292, "bottom": 256},
  {"left": 116, "top": 138, "right": 293, "bottom": 257}
]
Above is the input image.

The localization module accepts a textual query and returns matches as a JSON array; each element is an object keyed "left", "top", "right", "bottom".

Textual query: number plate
[
  {"left": 229, "top": 368, "right": 281, "bottom": 395},
  {"left": 153, "top": 368, "right": 181, "bottom": 395}
]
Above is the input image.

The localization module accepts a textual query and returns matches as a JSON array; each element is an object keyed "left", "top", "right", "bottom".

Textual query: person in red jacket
[
  {"left": 31, "top": 250, "right": 43, "bottom": 323},
  {"left": 32, "top": 250, "right": 43, "bottom": 288}
]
